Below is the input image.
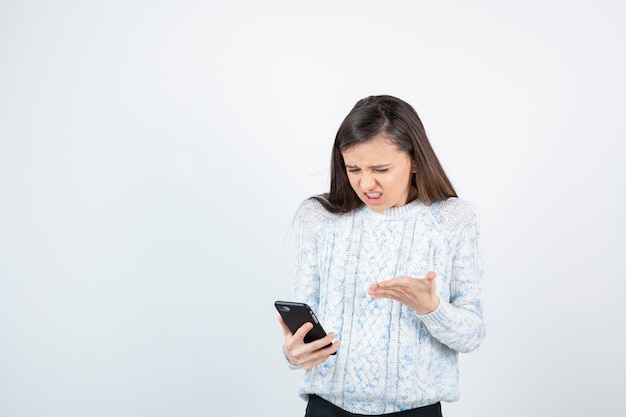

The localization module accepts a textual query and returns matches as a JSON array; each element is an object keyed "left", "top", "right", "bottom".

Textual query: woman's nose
[{"left": 360, "top": 173, "right": 376, "bottom": 190}]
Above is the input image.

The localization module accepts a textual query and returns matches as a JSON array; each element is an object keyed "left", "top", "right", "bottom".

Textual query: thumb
[{"left": 425, "top": 271, "right": 437, "bottom": 280}]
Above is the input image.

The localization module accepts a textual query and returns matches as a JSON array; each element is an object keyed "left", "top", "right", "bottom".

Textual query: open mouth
[{"left": 364, "top": 192, "right": 382, "bottom": 204}]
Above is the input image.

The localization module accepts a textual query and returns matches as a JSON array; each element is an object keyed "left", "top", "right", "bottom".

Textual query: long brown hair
[{"left": 313, "top": 95, "right": 457, "bottom": 214}]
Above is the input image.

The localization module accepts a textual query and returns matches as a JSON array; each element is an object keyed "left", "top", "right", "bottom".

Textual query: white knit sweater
[{"left": 292, "top": 197, "right": 485, "bottom": 414}]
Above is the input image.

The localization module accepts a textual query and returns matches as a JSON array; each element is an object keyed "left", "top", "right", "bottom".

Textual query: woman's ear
[{"left": 411, "top": 160, "right": 417, "bottom": 173}]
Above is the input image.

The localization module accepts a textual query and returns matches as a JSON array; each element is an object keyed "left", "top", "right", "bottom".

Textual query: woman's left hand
[{"left": 368, "top": 271, "right": 440, "bottom": 315}]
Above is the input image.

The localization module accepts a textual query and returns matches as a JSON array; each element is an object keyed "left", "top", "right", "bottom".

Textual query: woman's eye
[
  {"left": 374, "top": 168, "right": 388, "bottom": 173},
  {"left": 348, "top": 169, "right": 360, "bottom": 174}
]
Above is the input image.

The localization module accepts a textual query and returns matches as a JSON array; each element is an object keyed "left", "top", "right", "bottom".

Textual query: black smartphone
[{"left": 275, "top": 301, "right": 334, "bottom": 352}]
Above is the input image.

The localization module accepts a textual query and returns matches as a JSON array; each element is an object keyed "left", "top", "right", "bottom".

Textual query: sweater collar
[{"left": 359, "top": 198, "right": 426, "bottom": 220}]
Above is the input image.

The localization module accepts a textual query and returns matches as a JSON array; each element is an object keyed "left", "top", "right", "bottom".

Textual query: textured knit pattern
[{"left": 292, "top": 197, "right": 485, "bottom": 415}]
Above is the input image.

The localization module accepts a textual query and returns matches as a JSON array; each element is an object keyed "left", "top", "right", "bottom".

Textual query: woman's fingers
[
  {"left": 297, "top": 340, "right": 341, "bottom": 370},
  {"left": 368, "top": 272, "right": 439, "bottom": 314},
  {"left": 280, "top": 317, "right": 340, "bottom": 369}
]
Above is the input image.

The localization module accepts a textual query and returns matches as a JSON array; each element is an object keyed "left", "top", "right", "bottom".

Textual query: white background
[{"left": 1, "top": 1, "right": 625, "bottom": 416}]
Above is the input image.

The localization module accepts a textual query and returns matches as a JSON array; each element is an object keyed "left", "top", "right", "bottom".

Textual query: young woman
[{"left": 279, "top": 95, "right": 485, "bottom": 417}]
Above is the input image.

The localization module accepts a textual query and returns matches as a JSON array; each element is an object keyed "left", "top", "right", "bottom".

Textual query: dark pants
[{"left": 305, "top": 395, "right": 443, "bottom": 417}]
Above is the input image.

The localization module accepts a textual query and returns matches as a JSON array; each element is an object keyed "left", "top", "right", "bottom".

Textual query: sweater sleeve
[
  {"left": 292, "top": 199, "right": 326, "bottom": 314},
  {"left": 418, "top": 199, "right": 486, "bottom": 353}
]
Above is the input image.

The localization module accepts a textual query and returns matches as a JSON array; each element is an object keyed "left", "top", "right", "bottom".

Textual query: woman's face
[{"left": 341, "top": 134, "right": 416, "bottom": 213}]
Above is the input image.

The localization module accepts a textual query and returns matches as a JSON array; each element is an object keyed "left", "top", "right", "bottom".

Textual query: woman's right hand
[{"left": 278, "top": 316, "right": 340, "bottom": 370}]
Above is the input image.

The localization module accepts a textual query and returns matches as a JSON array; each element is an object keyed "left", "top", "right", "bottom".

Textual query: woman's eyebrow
[{"left": 345, "top": 163, "right": 392, "bottom": 169}]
